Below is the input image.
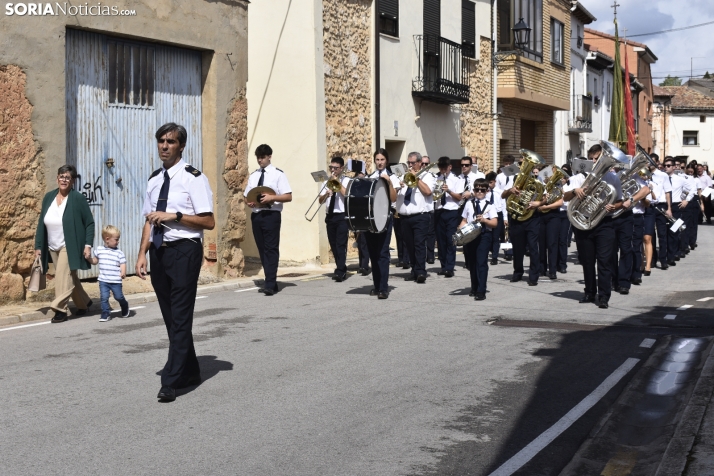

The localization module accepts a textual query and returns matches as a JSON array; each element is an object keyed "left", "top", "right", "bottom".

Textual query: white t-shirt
[
  {"left": 94, "top": 246, "right": 127, "bottom": 283},
  {"left": 44, "top": 197, "right": 67, "bottom": 251}
]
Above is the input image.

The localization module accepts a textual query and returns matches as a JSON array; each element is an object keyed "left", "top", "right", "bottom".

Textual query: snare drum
[
  {"left": 345, "top": 178, "right": 391, "bottom": 233},
  {"left": 452, "top": 222, "right": 482, "bottom": 246}
]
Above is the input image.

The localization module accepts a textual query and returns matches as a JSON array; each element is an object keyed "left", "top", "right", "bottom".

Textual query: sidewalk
[{"left": 0, "top": 262, "right": 337, "bottom": 328}]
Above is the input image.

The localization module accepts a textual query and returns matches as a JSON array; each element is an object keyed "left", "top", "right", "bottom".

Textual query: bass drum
[{"left": 345, "top": 178, "right": 391, "bottom": 233}]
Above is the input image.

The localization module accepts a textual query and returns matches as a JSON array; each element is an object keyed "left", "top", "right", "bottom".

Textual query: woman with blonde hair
[{"left": 34, "top": 165, "right": 95, "bottom": 323}]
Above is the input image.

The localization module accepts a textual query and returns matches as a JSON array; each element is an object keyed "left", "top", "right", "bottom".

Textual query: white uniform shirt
[
  {"left": 367, "top": 169, "right": 400, "bottom": 208},
  {"left": 142, "top": 159, "right": 214, "bottom": 242},
  {"left": 396, "top": 172, "right": 436, "bottom": 215},
  {"left": 698, "top": 173, "right": 713, "bottom": 190},
  {"left": 459, "top": 171, "right": 482, "bottom": 194},
  {"left": 683, "top": 174, "right": 699, "bottom": 200},
  {"left": 562, "top": 173, "right": 586, "bottom": 211},
  {"left": 486, "top": 187, "right": 508, "bottom": 216},
  {"left": 668, "top": 173, "right": 691, "bottom": 203},
  {"left": 603, "top": 171, "right": 624, "bottom": 215},
  {"left": 319, "top": 176, "right": 352, "bottom": 214},
  {"left": 435, "top": 172, "right": 465, "bottom": 211},
  {"left": 245, "top": 164, "right": 292, "bottom": 213},
  {"left": 462, "top": 198, "right": 497, "bottom": 223},
  {"left": 44, "top": 197, "right": 68, "bottom": 251},
  {"left": 496, "top": 172, "right": 515, "bottom": 191},
  {"left": 650, "top": 169, "right": 672, "bottom": 204},
  {"left": 632, "top": 176, "right": 648, "bottom": 214}
]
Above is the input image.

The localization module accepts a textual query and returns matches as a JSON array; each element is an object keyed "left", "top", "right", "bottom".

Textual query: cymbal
[{"left": 246, "top": 186, "right": 276, "bottom": 207}]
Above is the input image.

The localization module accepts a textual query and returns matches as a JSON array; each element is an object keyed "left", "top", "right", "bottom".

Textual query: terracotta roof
[
  {"left": 584, "top": 28, "right": 648, "bottom": 49},
  {"left": 653, "top": 86, "right": 675, "bottom": 97},
  {"left": 657, "top": 86, "right": 714, "bottom": 109}
]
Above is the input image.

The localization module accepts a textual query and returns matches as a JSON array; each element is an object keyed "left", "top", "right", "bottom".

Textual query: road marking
[
  {"left": 196, "top": 296, "right": 208, "bottom": 300},
  {"left": 664, "top": 314, "right": 677, "bottom": 320},
  {"left": 677, "top": 305, "right": 693, "bottom": 310},
  {"left": 110, "top": 306, "right": 146, "bottom": 314},
  {"left": 235, "top": 287, "right": 259, "bottom": 293},
  {"left": 0, "top": 321, "right": 50, "bottom": 332},
  {"left": 488, "top": 358, "right": 640, "bottom": 476},
  {"left": 302, "top": 276, "right": 327, "bottom": 281},
  {"left": 697, "top": 297, "right": 714, "bottom": 302},
  {"left": 640, "top": 338, "right": 656, "bottom": 348}
]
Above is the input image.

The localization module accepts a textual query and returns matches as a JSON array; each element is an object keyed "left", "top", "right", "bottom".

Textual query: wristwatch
[{"left": 175, "top": 212, "right": 183, "bottom": 223}]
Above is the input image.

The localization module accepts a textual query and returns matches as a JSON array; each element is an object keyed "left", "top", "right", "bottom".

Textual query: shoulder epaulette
[
  {"left": 275, "top": 168, "right": 284, "bottom": 173},
  {"left": 185, "top": 164, "right": 202, "bottom": 177},
  {"left": 149, "top": 168, "right": 162, "bottom": 180}
]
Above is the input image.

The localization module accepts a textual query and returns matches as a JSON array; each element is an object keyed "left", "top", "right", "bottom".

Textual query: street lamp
[{"left": 493, "top": 18, "right": 532, "bottom": 64}]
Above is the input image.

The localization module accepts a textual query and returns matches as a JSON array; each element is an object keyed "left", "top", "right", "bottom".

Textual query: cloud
[{"left": 581, "top": 0, "right": 714, "bottom": 84}]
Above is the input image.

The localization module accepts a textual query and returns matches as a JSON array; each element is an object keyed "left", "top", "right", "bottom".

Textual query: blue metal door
[{"left": 66, "top": 29, "right": 202, "bottom": 278}]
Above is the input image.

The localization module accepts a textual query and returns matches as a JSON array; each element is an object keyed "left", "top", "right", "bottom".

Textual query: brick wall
[{"left": 497, "top": 101, "right": 555, "bottom": 164}]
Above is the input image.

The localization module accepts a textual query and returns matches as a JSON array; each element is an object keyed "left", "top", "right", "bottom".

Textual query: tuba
[
  {"left": 611, "top": 144, "right": 657, "bottom": 218},
  {"left": 540, "top": 165, "right": 570, "bottom": 214},
  {"left": 567, "top": 140, "right": 630, "bottom": 230},
  {"left": 506, "top": 149, "right": 546, "bottom": 221}
]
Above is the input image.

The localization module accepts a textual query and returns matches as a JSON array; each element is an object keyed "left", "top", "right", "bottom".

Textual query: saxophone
[
  {"left": 540, "top": 165, "right": 570, "bottom": 214},
  {"left": 611, "top": 144, "right": 656, "bottom": 218},
  {"left": 567, "top": 140, "right": 630, "bottom": 230},
  {"left": 505, "top": 149, "right": 546, "bottom": 221}
]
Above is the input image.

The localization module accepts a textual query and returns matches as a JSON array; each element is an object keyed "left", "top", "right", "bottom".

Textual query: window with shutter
[
  {"left": 379, "top": 0, "right": 399, "bottom": 37},
  {"left": 462, "top": 0, "right": 476, "bottom": 59},
  {"left": 108, "top": 40, "right": 154, "bottom": 108}
]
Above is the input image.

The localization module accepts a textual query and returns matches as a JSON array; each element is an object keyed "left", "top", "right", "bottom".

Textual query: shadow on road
[{"left": 156, "top": 355, "right": 234, "bottom": 398}]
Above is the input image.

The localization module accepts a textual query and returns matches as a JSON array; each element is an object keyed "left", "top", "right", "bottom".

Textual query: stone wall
[
  {"left": 461, "top": 38, "right": 494, "bottom": 174},
  {"left": 220, "top": 90, "right": 249, "bottom": 279},
  {"left": 0, "top": 65, "right": 45, "bottom": 303},
  {"left": 322, "top": 0, "right": 372, "bottom": 166}
]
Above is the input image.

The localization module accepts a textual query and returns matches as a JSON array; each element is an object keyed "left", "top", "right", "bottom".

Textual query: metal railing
[
  {"left": 568, "top": 95, "right": 593, "bottom": 133},
  {"left": 412, "top": 34, "right": 470, "bottom": 105}
]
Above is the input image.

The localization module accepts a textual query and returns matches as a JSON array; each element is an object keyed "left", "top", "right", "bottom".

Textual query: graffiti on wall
[{"left": 75, "top": 175, "right": 104, "bottom": 206}]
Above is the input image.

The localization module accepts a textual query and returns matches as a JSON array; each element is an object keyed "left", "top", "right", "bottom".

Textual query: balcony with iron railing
[
  {"left": 568, "top": 95, "right": 593, "bottom": 133},
  {"left": 412, "top": 34, "right": 470, "bottom": 105}
]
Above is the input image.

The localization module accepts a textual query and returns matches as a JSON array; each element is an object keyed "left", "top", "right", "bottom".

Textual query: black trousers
[
  {"left": 357, "top": 232, "right": 370, "bottom": 269},
  {"left": 574, "top": 218, "right": 615, "bottom": 301},
  {"left": 150, "top": 240, "right": 203, "bottom": 388},
  {"left": 539, "top": 211, "right": 559, "bottom": 275},
  {"left": 402, "top": 213, "right": 430, "bottom": 278},
  {"left": 509, "top": 212, "right": 540, "bottom": 282},
  {"left": 326, "top": 213, "right": 348, "bottom": 278},
  {"left": 687, "top": 198, "right": 699, "bottom": 247},
  {"left": 393, "top": 215, "right": 410, "bottom": 265},
  {"left": 701, "top": 195, "right": 712, "bottom": 223},
  {"left": 465, "top": 230, "right": 492, "bottom": 294},
  {"left": 435, "top": 209, "right": 460, "bottom": 272},
  {"left": 557, "top": 210, "right": 571, "bottom": 271},
  {"left": 668, "top": 204, "right": 683, "bottom": 260},
  {"left": 365, "top": 217, "right": 392, "bottom": 293},
  {"left": 611, "top": 211, "right": 634, "bottom": 289},
  {"left": 426, "top": 211, "right": 436, "bottom": 262},
  {"left": 251, "top": 211, "right": 281, "bottom": 292},
  {"left": 631, "top": 214, "right": 645, "bottom": 281},
  {"left": 654, "top": 203, "right": 670, "bottom": 265}
]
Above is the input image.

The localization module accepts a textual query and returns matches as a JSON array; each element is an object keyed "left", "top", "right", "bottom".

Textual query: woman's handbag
[{"left": 28, "top": 256, "right": 46, "bottom": 292}]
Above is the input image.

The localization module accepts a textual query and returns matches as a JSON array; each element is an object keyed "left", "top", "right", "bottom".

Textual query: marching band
[{"left": 252, "top": 139, "right": 711, "bottom": 306}]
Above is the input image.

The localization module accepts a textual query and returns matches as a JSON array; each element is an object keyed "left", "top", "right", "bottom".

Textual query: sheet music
[
  {"left": 390, "top": 164, "right": 407, "bottom": 176},
  {"left": 502, "top": 164, "right": 520, "bottom": 177},
  {"left": 310, "top": 171, "right": 329, "bottom": 182},
  {"left": 571, "top": 158, "right": 594, "bottom": 175}
]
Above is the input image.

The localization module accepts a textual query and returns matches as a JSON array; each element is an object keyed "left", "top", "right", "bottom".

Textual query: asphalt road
[{"left": 1, "top": 226, "right": 713, "bottom": 476}]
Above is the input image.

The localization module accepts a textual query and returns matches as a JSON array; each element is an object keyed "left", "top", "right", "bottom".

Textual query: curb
[{"left": 0, "top": 270, "right": 330, "bottom": 329}]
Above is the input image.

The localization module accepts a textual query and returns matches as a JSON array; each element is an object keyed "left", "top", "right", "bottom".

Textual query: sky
[{"left": 582, "top": 0, "right": 714, "bottom": 85}]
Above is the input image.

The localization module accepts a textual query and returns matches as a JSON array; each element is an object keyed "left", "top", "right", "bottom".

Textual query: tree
[
  {"left": 705, "top": 71, "right": 712, "bottom": 79},
  {"left": 659, "top": 75, "right": 682, "bottom": 86}
]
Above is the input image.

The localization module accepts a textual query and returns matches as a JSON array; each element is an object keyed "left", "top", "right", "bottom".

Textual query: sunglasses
[
  {"left": 473, "top": 187, "right": 488, "bottom": 192},
  {"left": 407, "top": 161, "right": 418, "bottom": 165},
  {"left": 665, "top": 164, "right": 674, "bottom": 167},
  {"left": 328, "top": 165, "right": 341, "bottom": 170}
]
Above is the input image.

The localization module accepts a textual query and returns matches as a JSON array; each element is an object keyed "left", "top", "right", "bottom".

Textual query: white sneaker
[
  {"left": 121, "top": 308, "right": 130, "bottom": 318},
  {"left": 99, "top": 315, "right": 112, "bottom": 322}
]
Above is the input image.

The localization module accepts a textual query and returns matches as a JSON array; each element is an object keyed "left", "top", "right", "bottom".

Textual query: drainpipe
[
  {"left": 492, "top": 0, "right": 498, "bottom": 172},
  {"left": 374, "top": 1, "right": 381, "bottom": 151}
]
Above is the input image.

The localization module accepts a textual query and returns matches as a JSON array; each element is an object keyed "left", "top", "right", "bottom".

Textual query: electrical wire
[{"left": 583, "top": 19, "right": 714, "bottom": 40}]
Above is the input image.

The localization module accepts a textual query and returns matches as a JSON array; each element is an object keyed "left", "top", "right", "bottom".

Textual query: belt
[
  {"left": 400, "top": 212, "right": 428, "bottom": 217},
  {"left": 160, "top": 238, "right": 200, "bottom": 247},
  {"left": 255, "top": 209, "right": 280, "bottom": 214}
]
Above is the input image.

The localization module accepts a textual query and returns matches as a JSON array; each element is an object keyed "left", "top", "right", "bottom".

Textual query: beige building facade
[{"left": 0, "top": 2, "right": 248, "bottom": 302}]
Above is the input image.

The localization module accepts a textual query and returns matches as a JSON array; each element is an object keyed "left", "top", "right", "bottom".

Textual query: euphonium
[
  {"left": 505, "top": 149, "right": 546, "bottom": 221},
  {"left": 611, "top": 144, "right": 657, "bottom": 218},
  {"left": 540, "top": 165, "right": 570, "bottom": 214},
  {"left": 567, "top": 140, "right": 630, "bottom": 230}
]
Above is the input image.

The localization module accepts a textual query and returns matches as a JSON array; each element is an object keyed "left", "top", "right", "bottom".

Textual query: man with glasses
[
  {"left": 650, "top": 155, "right": 673, "bottom": 269},
  {"left": 664, "top": 157, "right": 694, "bottom": 265},
  {"left": 318, "top": 157, "right": 351, "bottom": 282},
  {"left": 434, "top": 156, "right": 465, "bottom": 278},
  {"left": 397, "top": 151, "right": 435, "bottom": 283},
  {"left": 422, "top": 156, "right": 436, "bottom": 264}
]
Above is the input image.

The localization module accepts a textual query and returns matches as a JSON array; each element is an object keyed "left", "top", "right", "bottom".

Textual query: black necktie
[
  {"left": 465, "top": 175, "right": 470, "bottom": 191},
  {"left": 328, "top": 189, "right": 336, "bottom": 214},
  {"left": 258, "top": 168, "right": 265, "bottom": 186},
  {"left": 476, "top": 200, "right": 482, "bottom": 216},
  {"left": 152, "top": 171, "right": 170, "bottom": 248},
  {"left": 404, "top": 186, "right": 413, "bottom": 205},
  {"left": 440, "top": 177, "right": 447, "bottom": 205},
  {"left": 489, "top": 191, "right": 494, "bottom": 204}
]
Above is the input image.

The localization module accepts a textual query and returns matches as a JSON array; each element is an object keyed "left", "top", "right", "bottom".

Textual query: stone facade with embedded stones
[{"left": 461, "top": 38, "right": 494, "bottom": 174}]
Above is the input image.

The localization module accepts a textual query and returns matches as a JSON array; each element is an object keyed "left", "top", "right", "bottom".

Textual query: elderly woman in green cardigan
[{"left": 34, "top": 165, "right": 95, "bottom": 323}]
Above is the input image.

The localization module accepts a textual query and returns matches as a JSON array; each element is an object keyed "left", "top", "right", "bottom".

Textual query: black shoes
[
  {"left": 579, "top": 294, "right": 596, "bottom": 304},
  {"left": 157, "top": 386, "right": 176, "bottom": 402},
  {"left": 75, "top": 300, "right": 93, "bottom": 316},
  {"left": 490, "top": 260, "right": 498, "bottom": 266},
  {"left": 504, "top": 256, "right": 513, "bottom": 261},
  {"left": 444, "top": 271, "right": 454, "bottom": 278},
  {"left": 334, "top": 275, "right": 345, "bottom": 282},
  {"left": 185, "top": 375, "right": 202, "bottom": 387},
  {"left": 416, "top": 275, "right": 426, "bottom": 284},
  {"left": 527, "top": 280, "right": 538, "bottom": 286},
  {"left": 674, "top": 256, "right": 681, "bottom": 261},
  {"left": 643, "top": 270, "right": 651, "bottom": 276},
  {"left": 558, "top": 268, "right": 567, "bottom": 274},
  {"left": 510, "top": 275, "right": 522, "bottom": 283},
  {"left": 437, "top": 270, "right": 447, "bottom": 276},
  {"left": 396, "top": 261, "right": 404, "bottom": 268},
  {"left": 661, "top": 264, "right": 669, "bottom": 270},
  {"left": 474, "top": 293, "right": 486, "bottom": 301},
  {"left": 548, "top": 273, "right": 557, "bottom": 280},
  {"left": 613, "top": 286, "right": 621, "bottom": 293},
  {"left": 359, "top": 268, "right": 371, "bottom": 276},
  {"left": 598, "top": 298, "right": 609, "bottom": 309},
  {"left": 378, "top": 292, "right": 389, "bottom": 300},
  {"left": 632, "top": 278, "right": 642, "bottom": 285},
  {"left": 427, "top": 259, "right": 435, "bottom": 264},
  {"left": 668, "top": 260, "right": 677, "bottom": 266},
  {"left": 369, "top": 289, "right": 378, "bottom": 296},
  {"left": 402, "top": 263, "right": 411, "bottom": 269},
  {"left": 618, "top": 288, "right": 630, "bottom": 295},
  {"left": 263, "top": 289, "right": 275, "bottom": 296},
  {"left": 51, "top": 311, "right": 68, "bottom": 323},
  {"left": 404, "top": 275, "right": 415, "bottom": 281}
]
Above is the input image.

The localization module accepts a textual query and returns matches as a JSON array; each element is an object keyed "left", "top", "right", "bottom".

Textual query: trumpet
[
  {"left": 304, "top": 170, "right": 353, "bottom": 222},
  {"left": 653, "top": 205, "right": 686, "bottom": 231}
]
